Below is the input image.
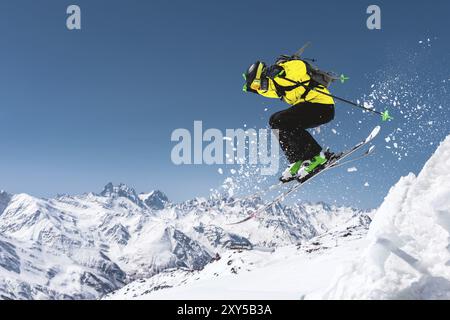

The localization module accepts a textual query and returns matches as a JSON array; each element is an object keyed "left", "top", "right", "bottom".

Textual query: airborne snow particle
[
  {"left": 218, "top": 168, "right": 223, "bottom": 175},
  {"left": 363, "top": 101, "right": 374, "bottom": 109},
  {"left": 347, "top": 167, "right": 357, "bottom": 173},
  {"left": 364, "top": 182, "right": 370, "bottom": 187},
  {"left": 332, "top": 129, "right": 337, "bottom": 134}
]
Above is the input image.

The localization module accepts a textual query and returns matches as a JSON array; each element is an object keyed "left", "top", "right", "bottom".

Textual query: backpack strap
[
  {"left": 300, "top": 79, "right": 323, "bottom": 100},
  {"left": 274, "top": 67, "right": 320, "bottom": 101},
  {"left": 272, "top": 78, "right": 310, "bottom": 99},
  {"left": 267, "top": 59, "right": 328, "bottom": 101}
]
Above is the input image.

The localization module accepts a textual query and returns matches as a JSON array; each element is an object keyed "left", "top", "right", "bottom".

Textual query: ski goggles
[{"left": 243, "top": 62, "right": 265, "bottom": 92}]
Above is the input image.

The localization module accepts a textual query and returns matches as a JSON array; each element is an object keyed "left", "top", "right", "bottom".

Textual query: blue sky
[{"left": 0, "top": 0, "right": 449, "bottom": 209}]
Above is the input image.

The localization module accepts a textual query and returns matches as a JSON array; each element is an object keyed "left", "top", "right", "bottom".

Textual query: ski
[
  {"left": 327, "top": 145, "right": 375, "bottom": 170},
  {"left": 224, "top": 140, "right": 376, "bottom": 207},
  {"left": 227, "top": 126, "right": 380, "bottom": 225},
  {"left": 221, "top": 181, "right": 284, "bottom": 208}
]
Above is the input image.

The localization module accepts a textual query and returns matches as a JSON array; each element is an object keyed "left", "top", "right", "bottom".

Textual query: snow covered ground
[
  {"left": 104, "top": 224, "right": 368, "bottom": 300},
  {"left": 318, "top": 135, "right": 450, "bottom": 299}
]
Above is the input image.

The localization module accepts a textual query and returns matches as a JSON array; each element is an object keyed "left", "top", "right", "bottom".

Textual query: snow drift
[{"left": 321, "top": 135, "right": 450, "bottom": 299}]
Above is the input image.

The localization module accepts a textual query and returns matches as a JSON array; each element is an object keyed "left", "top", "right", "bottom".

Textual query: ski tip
[
  {"left": 227, "top": 212, "right": 256, "bottom": 225},
  {"left": 365, "top": 126, "right": 381, "bottom": 143}
]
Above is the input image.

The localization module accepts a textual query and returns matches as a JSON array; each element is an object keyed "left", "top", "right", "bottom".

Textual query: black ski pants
[{"left": 269, "top": 102, "right": 335, "bottom": 164}]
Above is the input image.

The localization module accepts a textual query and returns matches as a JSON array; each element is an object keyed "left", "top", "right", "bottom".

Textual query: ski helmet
[{"left": 243, "top": 61, "right": 265, "bottom": 92}]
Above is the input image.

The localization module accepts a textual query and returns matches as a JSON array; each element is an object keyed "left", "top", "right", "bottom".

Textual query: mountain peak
[
  {"left": 100, "top": 183, "right": 142, "bottom": 206},
  {"left": 139, "top": 190, "right": 169, "bottom": 210}
]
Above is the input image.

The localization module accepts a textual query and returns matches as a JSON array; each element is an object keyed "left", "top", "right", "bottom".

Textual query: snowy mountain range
[
  {"left": 0, "top": 181, "right": 370, "bottom": 300},
  {"left": 3, "top": 135, "right": 449, "bottom": 300}
]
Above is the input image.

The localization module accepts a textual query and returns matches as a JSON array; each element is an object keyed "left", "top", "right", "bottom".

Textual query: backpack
[{"left": 275, "top": 42, "right": 339, "bottom": 88}]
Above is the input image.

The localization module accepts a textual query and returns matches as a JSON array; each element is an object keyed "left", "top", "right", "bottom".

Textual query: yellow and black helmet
[{"left": 243, "top": 61, "right": 266, "bottom": 93}]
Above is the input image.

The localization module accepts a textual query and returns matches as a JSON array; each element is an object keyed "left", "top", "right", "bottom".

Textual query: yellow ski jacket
[{"left": 256, "top": 60, "right": 334, "bottom": 105}]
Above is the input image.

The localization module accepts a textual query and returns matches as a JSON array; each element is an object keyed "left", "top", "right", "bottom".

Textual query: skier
[{"left": 243, "top": 58, "right": 336, "bottom": 182}]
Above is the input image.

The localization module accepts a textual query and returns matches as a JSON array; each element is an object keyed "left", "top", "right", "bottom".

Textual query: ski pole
[
  {"left": 283, "top": 76, "right": 393, "bottom": 122},
  {"left": 311, "top": 88, "right": 393, "bottom": 122}
]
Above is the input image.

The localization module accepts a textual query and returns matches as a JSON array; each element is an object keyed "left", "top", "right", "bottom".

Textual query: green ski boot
[{"left": 280, "top": 151, "right": 330, "bottom": 182}]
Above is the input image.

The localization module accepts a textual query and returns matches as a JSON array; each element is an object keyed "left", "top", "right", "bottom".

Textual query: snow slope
[
  {"left": 319, "top": 135, "right": 450, "bottom": 299},
  {"left": 103, "top": 220, "right": 369, "bottom": 300}
]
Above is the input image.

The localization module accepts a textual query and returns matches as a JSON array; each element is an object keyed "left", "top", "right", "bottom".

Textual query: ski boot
[{"left": 280, "top": 150, "right": 334, "bottom": 183}]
